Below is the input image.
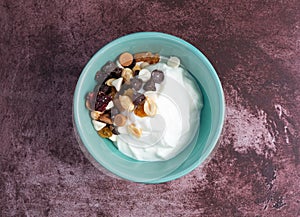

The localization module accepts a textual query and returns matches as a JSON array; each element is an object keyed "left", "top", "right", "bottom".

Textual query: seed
[
  {"left": 144, "top": 97, "right": 157, "bottom": 116},
  {"left": 140, "top": 62, "right": 150, "bottom": 69},
  {"left": 114, "top": 114, "right": 127, "bottom": 127},
  {"left": 105, "top": 78, "right": 116, "bottom": 86},
  {"left": 119, "top": 52, "right": 134, "bottom": 67},
  {"left": 91, "top": 110, "right": 102, "bottom": 120},
  {"left": 138, "top": 69, "right": 151, "bottom": 82},
  {"left": 121, "top": 68, "right": 133, "bottom": 84},
  {"left": 128, "top": 123, "right": 142, "bottom": 138},
  {"left": 98, "top": 126, "right": 113, "bottom": 138},
  {"left": 119, "top": 95, "right": 134, "bottom": 111},
  {"left": 99, "top": 113, "right": 113, "bottom": 124},
  {"left": 132, "top": 64, "right": 141, "bottom": 76},
  {"left": 92, "top": 120, "right": 106, "bottom": 131}
]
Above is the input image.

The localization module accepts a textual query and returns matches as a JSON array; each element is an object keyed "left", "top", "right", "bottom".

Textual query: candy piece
[
  {"left": 132, "top": 92, "right": 146, "bottom": 106},
  {"left": 105, "top": 78, "right": 116, "bottom": 86},
  {"left": 138, "top": 69, "right": 151, "bottom": 82},
  {"left": 98, "top": 126, "right": 113, "bottom": 138},
  {"left": 99, "top": 113, "right": 113, "bottom": 124},
  {"left": 92, "top": 120, "right": 106, "bottom": 131},
  {"left": 144, "top": 97, "right": 157, "bottom": 116},
  {"left": 109, "top": 134, "right": 117, "bottom": 142},
  {"left": 143, "top": 79, "right": 156, "bottom": 91},
  {"left": 167, "top": 56, "right": 180, "bottom": 68},
  {"left": 151, "top": 70, "right": 164, "bottom": 84},
  {"left": 91, "top": 110, "right": 102, "bottom": 120},
  {"left": 111, "top": 77, "right": 123, "bottom": 91},
  {"left": 114, "top": 114, "right": 127, "bottom": 127},
  {"left": 119, "top": 52, "right": 134, "bottom": 67},
  {"left": 106, "top": 101, "right": 114, "bottom": 110},
  {"left": 130, "top": 77, "right": 143, "bottom": 91},
  {"left": 121, "top": 68, "right": 133, "bottom": 84},
  {"left": 119, "top": 95, "right": 134, "bottom": 111},
  {"left": 110, "top": 107, "right": 119, "bottom": 117},
  {"left": 128, "top": 123, "right": 142, "bottom": 138},
  {"left": 116, "top": 60, "right": 124, "bottom": 69}
]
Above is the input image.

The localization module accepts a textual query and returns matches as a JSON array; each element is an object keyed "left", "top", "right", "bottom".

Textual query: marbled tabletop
[{"left": 0, "top": 0, "right": 299, "bottom": 216}]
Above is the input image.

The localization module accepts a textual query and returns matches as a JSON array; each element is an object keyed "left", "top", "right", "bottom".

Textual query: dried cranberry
[{"left": 94, "top": 92, "right": 112, "bottom": 112}]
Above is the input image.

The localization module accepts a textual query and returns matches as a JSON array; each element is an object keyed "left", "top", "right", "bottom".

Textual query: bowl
[{"left": 73, "top": 32, "right": 225, "bottom": 183}]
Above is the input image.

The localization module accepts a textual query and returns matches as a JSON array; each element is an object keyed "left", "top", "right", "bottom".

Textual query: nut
[
  {"left": 121, "top": 68, "right": 133, "bottom": 84},
  {"left": 90, "top": 110, "right": 103, "bottom": 120},
  {"left": 132, "top": 64, "right": 141, "bottom": 76},
  {"left": 119, "top": 95, "right": 134, "bottom": 112},
  {"left": 99, "top": 113, "right": 113, "bottom": 124},
  {"left": 113, "top": 98, "right": 125, "bottom": 112},
  {"left": 114, "top": 114, "right": 127, "bottom": 127},
  {"left": 144, "top": 97, "right": 157, "bottom": 116},
  {"left": 123, "top": 88, "right": 134, "bottom": 99},
  {"left": 140, "top": 62, "right": 150, "bottom": 69},
  {"left": 128, "top": 123, "right": 142, "bottom": 138},
  {"left": 105, "top": 78, "right": 116, "bottom": 86}
]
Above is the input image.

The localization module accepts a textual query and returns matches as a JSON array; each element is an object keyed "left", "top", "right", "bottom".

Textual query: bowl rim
[{"left": 73, "top": 31, "right": 225, "bottom": 183}]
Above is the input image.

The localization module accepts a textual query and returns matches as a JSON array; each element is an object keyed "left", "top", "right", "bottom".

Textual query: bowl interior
[{"left": 73, "top": 32, "right": 225, "bottom": 183}]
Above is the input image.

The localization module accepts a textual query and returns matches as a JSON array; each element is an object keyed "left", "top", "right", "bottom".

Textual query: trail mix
[{"left": 86, "top": 52, "right": 167, "bottom": 141}]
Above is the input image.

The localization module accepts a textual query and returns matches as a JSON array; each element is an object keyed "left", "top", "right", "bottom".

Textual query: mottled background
[{"left": 0, "top": 0, "right": 299, "bottom": 216}]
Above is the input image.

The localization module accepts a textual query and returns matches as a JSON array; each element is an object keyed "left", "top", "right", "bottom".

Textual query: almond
[
  {"left": 119, "top": 95, "right": 134, "bottom": 112},
  {"left": 121, "top": 68, "right": 133, "bottom": 84}
]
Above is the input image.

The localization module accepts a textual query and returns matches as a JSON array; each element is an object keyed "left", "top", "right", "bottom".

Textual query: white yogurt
[{"left": 115, "top": 62, "right": 203, "bottom": 161}]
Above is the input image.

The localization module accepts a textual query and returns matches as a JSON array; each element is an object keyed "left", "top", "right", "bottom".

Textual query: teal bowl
[{"left": 73, "top": 32, "right": 225, "bottom": 183}]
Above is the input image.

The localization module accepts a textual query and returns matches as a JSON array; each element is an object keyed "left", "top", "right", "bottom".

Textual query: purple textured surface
[{"left": 1, "top": 1, "right": 300, "bottom": 216}]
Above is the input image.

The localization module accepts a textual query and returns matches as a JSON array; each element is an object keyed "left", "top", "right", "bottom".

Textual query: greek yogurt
[{"left": 115, "top": 62, "right": 203, "bottom": 161}]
